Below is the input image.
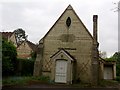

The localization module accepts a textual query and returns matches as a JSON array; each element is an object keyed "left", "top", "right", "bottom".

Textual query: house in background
[
  {"left": 17, "top": 40, "right": 37, "bottom": 59},
  {"left": 99, "top": 58, "right": 116, "bottom": 80},
  {"left": 1, "top": 32, "right": 17, "bottom": 47},
  {"left": 33, "top": 5, "right": 116, "bottom": 84},
  {"left": 1, "top": 31, "right": 37, "bottom": 59}
]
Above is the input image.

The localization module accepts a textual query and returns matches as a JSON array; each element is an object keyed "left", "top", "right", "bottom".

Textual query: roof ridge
[{"left": 26, "top": 40, "right": 37, "bottom": 51}]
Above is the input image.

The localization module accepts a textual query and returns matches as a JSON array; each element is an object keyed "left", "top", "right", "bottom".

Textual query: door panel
[
  {"left": 55, "top": 60, "right": 67, "bottom": 83},
  {"left": 104, "top": 66, "right": 113, "bottom": 79}
]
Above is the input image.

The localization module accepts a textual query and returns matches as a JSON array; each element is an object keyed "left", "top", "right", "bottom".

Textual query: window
[{"left": 66, "top": 17, "right": 71, "bottom": 27}]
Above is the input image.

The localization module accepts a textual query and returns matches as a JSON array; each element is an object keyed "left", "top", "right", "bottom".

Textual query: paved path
[
  {"left": 2, "top": 83, "right": 120, "bottom": 89},
  {"left": 2, "top": 83, "right": 120, "bottom": 90}
]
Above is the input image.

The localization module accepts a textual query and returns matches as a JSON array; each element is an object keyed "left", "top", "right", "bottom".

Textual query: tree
[
  {"left": 105, "top": 52, "right": 120, "bottom": 77},
  {"left": 113, "top": 52, "right": 120, "bottom": 64},
  {"left": 14, "top": 28, "right": 28, "bottom": 45},
  {"left": 2, "top": 38, "right": 17, "bottom": 76},
  {"left": 31, "top": 51, "right": 37, "bottom": 60},
  {"left": 99, "top": 51, "right": 107, "bottom": 59},
  {"left": 113, "top": 52, "right": 120, "bottom": 76}
]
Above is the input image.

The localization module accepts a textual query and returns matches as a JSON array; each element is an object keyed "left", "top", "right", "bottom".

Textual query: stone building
[
  {"left": 33, "top": 5, "right": 116, "bottom": 84},
  {"left": 99, "top": 58, "right": 116, "bottom": 80},
  {"left": 1, "top": 31, "right": 37, "bottom": 59},
  {"left": 1, "top": 32, "right": 17, "bottom": 47},
  {"left": 17, "top": 40, "right": 37, "bottom": 59}
]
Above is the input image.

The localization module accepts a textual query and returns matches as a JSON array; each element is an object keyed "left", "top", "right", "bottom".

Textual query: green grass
[
  {"left": 71, "top": 80, "right": 120, "bottom": 88},
  {"left": 2, "top": 76, "right": 50, "bottom": 86},
  {"left": 2, "top": 76, "right": 120, "bottom": 88},
  {"left": 98, "top": 80, "right": 119, "bottom": 87},
  {"left": 3, "top": 77, "right": 30, "bottom": 86}
]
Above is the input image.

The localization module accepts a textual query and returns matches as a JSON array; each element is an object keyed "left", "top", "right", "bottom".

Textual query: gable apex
[{"left": 66, "top": 4, "right": 73, "bottom": 10}]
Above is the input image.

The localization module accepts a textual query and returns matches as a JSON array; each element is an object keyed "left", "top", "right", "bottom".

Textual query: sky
[{"left": 0, "top": 0, "right": 119, "bottom": 57}]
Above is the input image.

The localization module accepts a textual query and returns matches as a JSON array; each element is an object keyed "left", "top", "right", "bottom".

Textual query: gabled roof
[
  {"left": 17, "top": 40, "right": 37, "bottom": 52},
  {"left": 26, "top": 40, "right": 37, "bottom": 52},
  {"left": 50, "top": 48, "right": 76, "bottom": 62},
  {"left": 1, "top": 32, "right": 14, "bottom": 40},
  {"left": 41, "top": 4, "right": 93, "bottom": 41}
]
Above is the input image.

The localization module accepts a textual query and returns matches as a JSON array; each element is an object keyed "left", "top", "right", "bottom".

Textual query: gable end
[{"left": 41, "top": 5, "right": 93, "bottom": 42}]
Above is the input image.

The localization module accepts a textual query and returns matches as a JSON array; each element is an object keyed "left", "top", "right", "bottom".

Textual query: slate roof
[
  {"left": 17, "top": 40, "right": 37, "bottom": 52},
  {"left": 26, "top": 40, "right": 38, "bottom": 52},
  {"left": 1, "top": 32, "right": 14, "bottom": 40}
]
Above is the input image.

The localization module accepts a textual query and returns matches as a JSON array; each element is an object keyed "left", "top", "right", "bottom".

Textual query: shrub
[
  {"left": 116, "top": 64, "right": 120, "bottom": 76},
  {"left": 16, "top": 58, "right": 35, "bottom": 76},
  {"left": 116, "top": 76, "right": 120, "bottom": 82},
  {"left": 2, "top": 38, "right": 17, "bottom": 76},
  {"left": 31, "top": 52, "right": 37, "bottom": 60},
  {"left": 33, "top": 76, "right": 50, "bottom": 82}
]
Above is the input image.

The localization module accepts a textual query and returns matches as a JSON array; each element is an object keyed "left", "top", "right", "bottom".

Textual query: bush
[
  {"left": 32, "top": 76, "right": 50, "bottom": 82},
  {"left": 116, "top": 76, "right": 120, "bottom": 82},
  {"left": 116, "top": 64, "right": 120, "bottom": 76},
  {"left": 2, "top": 57, "right": 14, "bottom": 76},
  {"left": 16, "top": 58, "right": 35, "bottom": 76},
  {"left": 31, "top": 52, "right": 37, "bottom": 60},
  {"left": 2, "top": 38, "right": 17, "bottom": 76}
]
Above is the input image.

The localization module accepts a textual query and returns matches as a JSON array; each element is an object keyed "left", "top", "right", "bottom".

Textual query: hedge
[{"left": 16, "top": 58, "right": 35, "bottom": 76}]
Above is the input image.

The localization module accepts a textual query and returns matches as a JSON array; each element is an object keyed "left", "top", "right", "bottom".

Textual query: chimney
[
  {"left": 92, "top": 15, "right": 99, "bottom": 84},
  {"left": 93, "top": 15, "right": 98, "bottom": 43}
]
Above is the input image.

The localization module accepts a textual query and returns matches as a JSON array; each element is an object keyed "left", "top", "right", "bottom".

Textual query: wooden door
[
  {"left": 55, "top": 60, "right": 67, "bottom": 83},
  {"left": 104, "top": 66, "right": 113, "bottom": 79}
]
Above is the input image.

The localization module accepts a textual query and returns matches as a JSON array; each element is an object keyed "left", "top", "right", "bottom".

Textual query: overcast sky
[{"left": 0, "top": 0, "right": 119, "bottom": 57}]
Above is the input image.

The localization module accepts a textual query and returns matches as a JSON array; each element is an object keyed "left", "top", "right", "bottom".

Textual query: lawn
[
  {"left": 2, "top": 76, "right": 50, "bottom": 87},
  {"left": 2, "top": 76, "right": 120, "bottom": 88}
]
